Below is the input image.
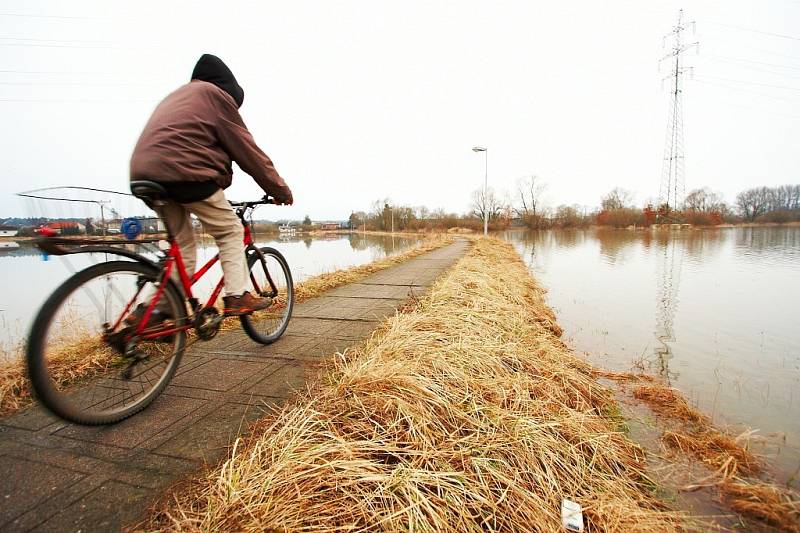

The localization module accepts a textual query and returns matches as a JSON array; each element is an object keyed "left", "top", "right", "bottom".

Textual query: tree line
[
  {"left": 595, "top": 184, "right": 800, "bottom": 227},
  {"left": 347, "top": 179, "right": 800, "bottom": 232}
]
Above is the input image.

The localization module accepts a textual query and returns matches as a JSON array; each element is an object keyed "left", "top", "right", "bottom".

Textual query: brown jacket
[{"left": 130, "top": 80, "right": 291, "bottom": 202}]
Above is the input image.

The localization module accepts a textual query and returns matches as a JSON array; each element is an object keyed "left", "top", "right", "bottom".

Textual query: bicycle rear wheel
[
  {"left": 27, "top": 260, "right": 187, "bottom": 425},
  {"left": 240, "top": 246, "right": 294, "bottom": 344}
]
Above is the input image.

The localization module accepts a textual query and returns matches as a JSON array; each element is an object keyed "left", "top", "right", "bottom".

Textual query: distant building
[
  {"left": 45, "top": 221, "right": 85, "bottom": 235},
  {"left": 140, "top": 217, "right": 166, "bottom": 233},
  {"left": 106, "top": 219, "right": 122, "bottom": 234},
  {"left": 319, "top": 222, "right": 342, "bottom": 231},
  {"left": 0, "top": 225, "right": 19, "bottom": 237}
]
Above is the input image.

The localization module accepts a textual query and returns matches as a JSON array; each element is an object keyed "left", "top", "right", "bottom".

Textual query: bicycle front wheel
[
  {"left": 240, "top": 246, "right": 294, "bottom": 344},
  {"left": 27, "top": 260, "right": 187, "bottom": 425}
]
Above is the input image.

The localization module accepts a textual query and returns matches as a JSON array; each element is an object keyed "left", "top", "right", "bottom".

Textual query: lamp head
[{"left": 472, "top": 146, "right": 487, "bottom": 152}]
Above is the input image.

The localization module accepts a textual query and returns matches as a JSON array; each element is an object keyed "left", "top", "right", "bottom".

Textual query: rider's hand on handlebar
[{"left": 271, "top": 188, "right": 293, "bottom": 206}]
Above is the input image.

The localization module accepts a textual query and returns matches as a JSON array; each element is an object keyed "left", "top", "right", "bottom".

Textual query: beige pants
[{"left": 160, "top": 189, "right": 248, "bottom": 297}]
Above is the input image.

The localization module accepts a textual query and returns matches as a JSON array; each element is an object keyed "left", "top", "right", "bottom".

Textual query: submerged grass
[
  {"left": 140, "top": 238, "right": 680, "bottom": 532},
  {"left": 632, "top": 384, "right": 707, "bottom": 425},
  {"left": 0, "top": 236, "right": 451, "bottom": 419},
  {"left": 721, "top": 479, "right": 800, "bottom": 530},
  {"left": 660, "top": 430, "right": 759, "bottom": 477},
  {"left": 606, "top": 374, "right": 800, "bottom": 529}
]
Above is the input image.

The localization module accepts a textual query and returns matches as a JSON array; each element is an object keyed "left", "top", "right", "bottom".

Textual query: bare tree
[
  {"left": 735, "top": 187, "right": 770, "bottom": 221},
  {"left": 370, "top": 198, "right": 387, "bottom": 219},
  {"left": 393, "top": 206, "right": 416, "bottom": 230},
  {"left": 348, "top": 211, "right": 367, "bottom": 229},
  {"left": 470, "top": 187, "right": 504, "bottom": 222},
  {"left": 767, "top": 184, "right": 800, "bottom": 212},
  {"left": 600, "top": 188, "right": 634, "bottom": 211},
  {"left": 789, "top": 184, "right": 800, "bottom": 211},
  {"left": 514, "top": 175, "right": 547, "bottom": 218},
  {"left": 553, "top": 205, "right": 582, "bottom": 227},
  {"left": 430, "top": 208, "right": 447, "bottom": 221},
  {"left": 684, "top": 187, "right": 725, "bottom": 212}
]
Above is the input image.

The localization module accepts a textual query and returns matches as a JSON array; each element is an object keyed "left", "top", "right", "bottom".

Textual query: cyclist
[{"left": 130, "top": 53, "right": 292, "bottom": 316}]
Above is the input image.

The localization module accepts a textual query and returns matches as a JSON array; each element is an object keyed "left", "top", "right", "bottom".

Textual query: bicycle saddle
[{"left": 130, "top": 180, "right": 169, "bottom": 207}]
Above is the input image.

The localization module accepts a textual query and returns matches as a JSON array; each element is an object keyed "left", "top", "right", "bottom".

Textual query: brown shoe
[
  {"left": 123, "top": 303, "right": 175, "bottom": 342},
  {"left": 223, "top": 292, "right": 273, "bottom": 316},
  {"left": 125, "top": 303, "right": 174, "bottom": 329}
]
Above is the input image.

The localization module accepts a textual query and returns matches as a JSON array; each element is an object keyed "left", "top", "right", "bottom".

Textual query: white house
[{"left": 0, "top": 225, "right": 19, "bottom": 237}]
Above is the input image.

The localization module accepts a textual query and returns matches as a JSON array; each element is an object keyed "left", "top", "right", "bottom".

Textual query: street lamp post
[{"left": 472, "top": 146, "right": 488, "bottom": 235}]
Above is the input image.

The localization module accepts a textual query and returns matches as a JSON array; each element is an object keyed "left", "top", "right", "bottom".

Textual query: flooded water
[
  {"left": 503, "top": 226, "right": 800, "bottom": 485},
  {"left": 0, "top": 232, "right": 421, "bottom": 360}
]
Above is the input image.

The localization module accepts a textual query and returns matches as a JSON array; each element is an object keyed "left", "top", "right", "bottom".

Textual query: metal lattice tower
[{"left": 658, "top": 9, "right": 698, "bottom": 212}]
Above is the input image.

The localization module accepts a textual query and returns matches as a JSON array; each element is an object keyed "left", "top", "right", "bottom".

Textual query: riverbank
[
  {"left": 139, "top": 238, "right": 680, "bottom": 531},
  {"left": 0, "top": 235, "right": 452, "bottom": 418},
  {"left": 138, "top": 237, "right": 799, "bottom": 531}
]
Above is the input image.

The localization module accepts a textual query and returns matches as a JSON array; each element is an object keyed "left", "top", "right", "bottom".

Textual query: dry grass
[
  {"left": 139, "top": 238, "right": 680, "bottom": 532},
  {"left": 630, "top": 383, "right": 761, "bottom": 477},
  {"left": 721, "top": 479, "right": 800, "bottom": 531},
  {"left": 0, "top": 236, "right": 452, "bottom": 419},
  {"left": 661, "top": 430, "right": 759, "bottom": 477},
  {"left": 446, "top": 227, "right": 475, "bottom": 234},
  {"left": 0, "top": 336, "right": 118, "bottom": 417},
  {"left": 593, "top": 369, "right": 655, "bottom": 383},
  {"left": 605, "top": 374, "right": 799, "bottom": 529},
  {"left": 632, "top": 384, "right": 708, "bottom": 425}
]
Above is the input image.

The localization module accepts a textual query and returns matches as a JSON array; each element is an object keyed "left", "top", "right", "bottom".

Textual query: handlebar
[{"left": 229, "top": 197, "right": 276, "bottom": 208}]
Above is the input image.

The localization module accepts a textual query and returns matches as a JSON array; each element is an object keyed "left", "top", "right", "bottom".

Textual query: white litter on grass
[{"left": 561, "top": 498, "right": 584, "bottom": 532}]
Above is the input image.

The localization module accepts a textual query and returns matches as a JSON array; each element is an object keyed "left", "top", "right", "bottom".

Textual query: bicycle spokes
[
  {"left": 27, "top": 261, "right": 186, "bottom": 425},
  {"left": 240, "top": 247, "right": 294, "bottom": 344}
]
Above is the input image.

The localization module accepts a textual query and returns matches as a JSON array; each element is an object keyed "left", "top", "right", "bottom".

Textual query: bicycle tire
[
  {"left": 27, "top": 260, "right": 187, "bottom": 425},
  {"left": 240, "top": 247, "right": 294, "bottom": 344}
]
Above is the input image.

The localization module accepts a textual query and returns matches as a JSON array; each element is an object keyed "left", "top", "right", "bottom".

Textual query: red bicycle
[{"left": 26, "top": 180, "right": 294, "bottom": 425}]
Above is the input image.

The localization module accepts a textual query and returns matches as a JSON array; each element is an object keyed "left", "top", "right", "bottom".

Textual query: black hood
[{"left": 191, "top": 54, "right": 244, "bottom": 108}]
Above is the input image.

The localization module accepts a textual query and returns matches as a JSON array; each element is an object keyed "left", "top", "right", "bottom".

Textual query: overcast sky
[{"left": 1, "top": 0, "right": 798, "bottom": 220}]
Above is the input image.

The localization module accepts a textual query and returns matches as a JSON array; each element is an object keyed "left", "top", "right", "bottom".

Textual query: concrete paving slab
[
  {"left": 0, "top": 239, "right": 469, "bottom": 530},
  {"left": 0, "top": 455, "right": 86, "bottom": 528}
]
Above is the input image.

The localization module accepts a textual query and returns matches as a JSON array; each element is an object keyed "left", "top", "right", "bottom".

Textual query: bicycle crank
[{"left": 195, "top": 307, "right": 223, "bottom": 340}]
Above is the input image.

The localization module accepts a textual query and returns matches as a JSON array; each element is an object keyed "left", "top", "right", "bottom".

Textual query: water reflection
[
  {"left": 0, "top": 232, "right": 422, "bottom": 359},
  {"left": 502, "top": 226, "right": 800, "bottom": 484},
  {"left": 597, "top": 230, "right": 636, "bottom": 264},
  {"left": 653, "top": 236, "right": 682, "bottom": 383},
  {"left": 0, "top": 241, "right": 40, "bottom": 258},
  {"left": 736, "top": 226, "right": 800, "bottom": 259}
]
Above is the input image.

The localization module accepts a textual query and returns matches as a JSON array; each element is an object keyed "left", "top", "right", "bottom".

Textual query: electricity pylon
[{"left": 658, "top": 9, "right": 698, "bottom": 215}]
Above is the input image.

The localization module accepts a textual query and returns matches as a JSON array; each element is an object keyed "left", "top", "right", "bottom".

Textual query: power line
[
  {"left": 695, "top": 74, "right": 800, "bottom": 91},
  {"left": 0, "top": 12, "right": 100, "bottom": 20},
  {"left": 0, "top": 42, "right": 130, "bottom": 50},
  {"left": 749, "top": 47, "right": 800, "bottom": 62},
  {"left": 705, "top": 44, "right": 800, "bottom": 62},
  {"left": 706, "top": 21, "right": 800, "bottom": 41},
  {"left": 0, "top": 98, "right": 155, "bottom": 103},
  {"left": 0, "top": 69, "right": 108, "bottom": 74},
  {"left": 695, "top": 91, "right": 800, "bottom": 120},
  {"left": 707, "top": 60, "right": 800, "bottom": 80},
  {"left": 0, "top": 81, "right": 158, "bottom": 86},
  {"left": 0, "top": 37, "right": 116, "bottom": 44},
  {"left": 692, "top": 78, "right": 800, "bottom": 103},
  {"left": 704, "top": 53, "right": 800, "bottom": 72}
]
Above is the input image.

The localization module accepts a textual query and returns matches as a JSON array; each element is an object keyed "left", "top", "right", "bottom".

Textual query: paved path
[{"left": 0, "top": 240, "right": 468, "bottom": 532}]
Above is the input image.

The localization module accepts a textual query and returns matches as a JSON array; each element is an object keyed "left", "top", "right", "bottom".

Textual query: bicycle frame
[{"left": 130, "top": 209, "right": 277, "bottom": 341}]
